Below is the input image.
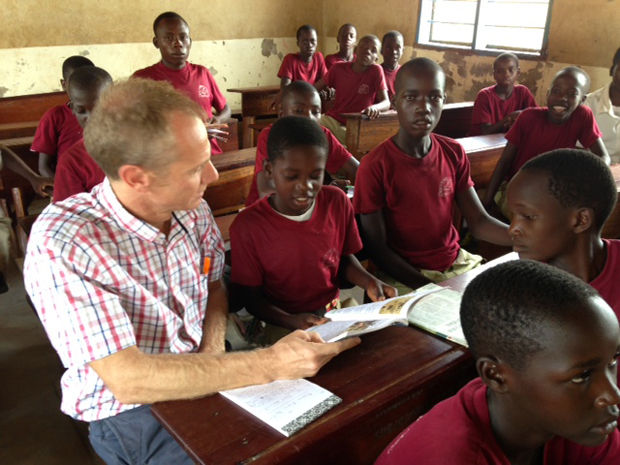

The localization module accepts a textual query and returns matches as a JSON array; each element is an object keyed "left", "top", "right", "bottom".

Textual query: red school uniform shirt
[
  {"left": 505, "top": 105, "right": 602, "bottom": 179},
  {"left": 376, "top": 377, "right": 620, "bottom": 465},
  {"left": 245, "top": 124, "right": 355, "bottom": 206},
  {"left": 469, "top": 84, "right": 537, "bottom": 136},
  {"left": 230, "top": 186, "right": 362, "bottom": 315},
  {"left": 277, "top": 52, "right": 328, "bottom": 84},
  {"left": 381, "top": 64, "right": 400, "bottom": 102},
  {"left": 590, "top": 239, "right": 620, "bottom": 321},
  {"left": 53, "top": 139, "right": 105, "bottom": 202},
  {"left": 31, "top": 103, "right": 83, "bottom": 160},
  {"left": 353, "top": 134, "right": 473, "bottom": 272},
  {"left": 133, "top": 61, "right": 227, "bottom": 154},
  {"left": 325, "top": 53, "right": 356, "bottom": 70},
  {"left": 322, "top": 62, "right": 387, "bottom": 125}
]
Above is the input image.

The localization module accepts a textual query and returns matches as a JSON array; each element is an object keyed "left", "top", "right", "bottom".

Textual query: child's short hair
[
  {"left": 62, "top": 56, "right": 94, "bottom": 82},
  {"left": 296, "top": 25, "right": 317, "bottom": 40},
  {"left": 520, "top": 148, "right": 617, "bottom": 230},
  {"left": 381, "top": 30, "right": 404, "bottom": 47},
  {"left": 153, "top": 11, "right": 188, "bottom": 35},
  {"left": 493, "top": 52, "right": 519, "bottom": 69},
  {"left": 610, "top": 47, "right": 620, "bottom": 76},
  {"left": 395, "top": 58, "right": 445, "bottom": 94},
  {"left": 553, "top": 66, "right": 590, "bottom": 93},
  {"left": 267, "top": 116, "right": 328, "bottom": 162},
  {"left": 338, "top": 23, "right": 356, "bottom": 36},
  {"left": 281, "top": 80, "right": 319, "bottom": 101},
  {"left": 68, "top": 67, "right": 113, "bottom": 93},
  {"left": 461, "top": 259, "right": 598, "bottom": 370}
]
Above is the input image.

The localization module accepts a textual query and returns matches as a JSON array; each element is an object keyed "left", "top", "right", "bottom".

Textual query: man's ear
[
  {"left": 478, "top": 356, "right": 509, "bottom": 394},
  {"left": 118, "top": 165, "right": 152, "bottom": 193},
  {"left": 573, "top": 207, "right": 594, "bottom": 234}
]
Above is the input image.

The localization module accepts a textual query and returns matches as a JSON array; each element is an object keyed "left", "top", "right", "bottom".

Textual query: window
[{"left": 417, "top": 0, "right": 553, "bottom": 56}]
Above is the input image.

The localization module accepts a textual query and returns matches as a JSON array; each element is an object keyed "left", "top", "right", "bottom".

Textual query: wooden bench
[
  {"left": 0, "top": 91, "right": 67, "bottom": 141},
  {"left": 344, "top": 102, "right": 474, "bottom": 160}
]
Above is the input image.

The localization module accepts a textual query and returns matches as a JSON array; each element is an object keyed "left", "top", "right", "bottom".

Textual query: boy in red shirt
[
  {"left": 278, "top": 25, "right": 327, "bottom": 86},
  {"left": 231, "top": 116, "right": 395, "bottom": 343},
  {"left": 133, "top": 12, "right": 231, "bottom": 155},
  {"left": 315, "top": 35, "right": 390, "bottom": 145},
  {"left": 246, "top": 81, "right": 358, "bottom": 206},
  {"left": 377, "top": 259, "right": 620, "bottom": 465},
  {"left": 483, "top": 66, "right": 609, "bottom": 218},
  {"left": 325, "top": 24, "right": 357, "bottom": 70},
  {"left": 53, "top": 67, "right": 112, "bottom": 202},
  {"left": 380, "top": 31, "right": 404, "bottom": 103},
  {"left": 32, "top": 55, "right": 94, "bottom": 178},
  {"left": 354, "top": 58, "right": 511, "bottom": 295},
  {"left": 469, "top": 52, "right": 537, "bottom": 136}
]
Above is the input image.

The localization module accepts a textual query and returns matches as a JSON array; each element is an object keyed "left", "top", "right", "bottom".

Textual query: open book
[{"left": 307, "top": 284, "right": 467, "bottom": 346}]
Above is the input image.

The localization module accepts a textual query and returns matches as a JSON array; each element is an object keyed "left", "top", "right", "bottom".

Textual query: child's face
[
  {"left": 356, "top": 38, "right": 381, "bottom": 67},
  {"left": 381, "top": 36, "right": 404, "bottom": 68},
  {"left": 280, "top": 91, "right": 322, "bottom": 125},
  {"left": 154, "top": 18, "right": 191, "bottom": 69},
  {"left": 394, "top": 69, "right": 445, "bottom": 141},
  {"left": 297, "top": 30, "right": 317, "bottom": 60},
  {"left": 507, "top": 170, "right": 577, "bottom": 263},
  {"left": 546, "top": 72, "right": 586, "bottom": 124},
  {"left": 337, "top": 26, "right": 357, "bottom": 52},
  {"left": 502, "top": 297, "right": 620, "bottom": 447},
  {"left": 612, "top": 63, "right": 620, "bottom": 88},
  {"left": 264, "top": 146, "right": 327, "bottom": 216},
  {"left": 68, "top": 85, "right": 105, "bottom": 128},
  {"left": 493, "top": 58, "right": 519, "bottom": 87}
]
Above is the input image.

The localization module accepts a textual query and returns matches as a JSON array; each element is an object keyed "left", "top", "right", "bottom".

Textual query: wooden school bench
[
  {"left": 344, "top": 102, "right": 474, "bottom": 160},
  {"left": 0, "top": 91, "right": 67, "bottom": 138}
]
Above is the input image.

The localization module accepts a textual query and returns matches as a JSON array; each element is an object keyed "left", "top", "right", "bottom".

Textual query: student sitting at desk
[
  {"left": 377, "top": 259, "right": 620, "bottom": 464},
  {"left": 278, "top": 25, "right": 327, "bottom": 86},
  {"left": 483, "top": 66, "right": 610, "bottom": 219},
  {"left": 31, "top": 55, "right": 94, "bottom": 178},
  {"left": 231, "top": 116, "right": 395, "bottom": 344},
  {"left": 507, "top": 148, "right": 620, "bottom": 321},
  {"left": 246, "top": 81, "right": 358, "bottom": 206},
  {"left": 380, "top": 31, "right": 404, "bottom": 103},
  {"left": 585, "top": 47, "right": 620, "bottom": 164},
  {"left": 53, "top": 67, "right": 112, "bottom": 202},
  {"left": 469, "top": 52, "right": 537, "bottom": 136},
  {"left": 133, "top": 11, "right": 231, "bottom": 155},
  {"left": 315, "top": 35, "right": 390, "bottom": 145},
  {"left": 325, "top": 23, "right": 357, "bottom": 70},
  {"left": 354, "top": 58, "right": 511, "bottom": 295}
]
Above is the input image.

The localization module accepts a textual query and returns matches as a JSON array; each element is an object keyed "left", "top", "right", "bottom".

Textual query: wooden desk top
[
  {"left": 227, "top": 85, "right": 280, "bottom": 94},
  {"left": 458, "top": 133, "right": 507, "bottom": 153},
  {"left": 152, "top": 254, "right": 517, "bottom": 465},
  {"left": 212, "top": 147, "right": 256, "bottom": 172}
]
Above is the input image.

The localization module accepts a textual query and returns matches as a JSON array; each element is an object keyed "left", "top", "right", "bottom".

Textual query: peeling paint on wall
[
  {"left": 209, "top": 66, "right": 218, "bottom": 76},
  {"left": 0, "top": 87, "right": 9, "bottom": 97},
  {"left": 261, "top": 39, "right": 278, "bottom": 57},
  {"left": 520, "top": 62, "right": 545, "bottom": 98},
  {"left": 80, "top": 50, "right": 90, "bottom": 56}
]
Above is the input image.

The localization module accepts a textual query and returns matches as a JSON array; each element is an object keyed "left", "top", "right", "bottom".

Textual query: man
[{"left": 24, "top": 78, "right": 359, "bottom": 464}]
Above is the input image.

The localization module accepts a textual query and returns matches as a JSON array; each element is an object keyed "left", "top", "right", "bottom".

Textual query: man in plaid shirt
[{"left": 24, "top": 78, "right": 359, "bottom": 464}]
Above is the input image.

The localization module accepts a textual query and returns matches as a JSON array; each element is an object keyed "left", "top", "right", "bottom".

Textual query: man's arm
[
  {"left": 456, "top": 187, "right": 512, "bottom": 246},
  {"left": 198, "top": 278, "right": 228, "bottom": 354},
  {"left": 89, "top": 330, "right": 360, "bottom": 404},
  {"left": 482, "top": 141, "right": 518, "bottom": 209},
  {"left": 588, "top": 138, "right": 611, "bottom": 165},
  {"left": 360, "top": 210, "right": 431, "bottom": 289}
]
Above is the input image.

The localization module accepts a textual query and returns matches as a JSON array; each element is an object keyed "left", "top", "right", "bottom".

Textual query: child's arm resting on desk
[
  {"left": 480, "top": 110, "right": 523, "bottom": 135},
  {"left": 482, "top": 141, "right": 518, "bottom": 210},
  {"left": 360, "top": 210, "right": 432, "bottom": 290},
  {"left": 456, "top": 187, "right": 512, "bottom": 246},
  {"left": 238, "top": 284, "right": 328, "bottom": 331},
  {"left": 363, "top": 89, "right": 390, "bottom": 119},
  {"left": 340, "top": 254, "right": 397, "bottom": 300},
  {"left": 1, "top": 144, "right": 54, "bottom": 196},
  {"left": 588, "top": 138, "right": 611, "bottom": 165}
]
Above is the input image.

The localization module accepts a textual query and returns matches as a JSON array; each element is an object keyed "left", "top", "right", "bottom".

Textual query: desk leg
[
  {"left": 242, "top": 116, "right": 256, "bottom": 149},
  {"left": 346, "top": 119, "right": 363, "bottom": 161}
]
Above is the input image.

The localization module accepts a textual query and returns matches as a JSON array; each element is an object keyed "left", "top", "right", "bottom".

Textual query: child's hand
[
  {"left": 362, "top": 105, "right": 381, "bottom": 119},
  {"left": 269, "top": 90, "right": 283, "bottom": 111},
  {"left": 330, "top": 178, "right": 351, "bottom": 192},
  {"left": 503, "top": 110, "right": 522, "bottom": 129},
  {"left": 31, "top": 176, "right": 54, "bottom": 197},
  {"left": 366, "top": 279, "right": 398, "bottom": 302},
  {"left": 286, "top": 313, "right": 329, "bottom": 331},
  {"left": 320, "top": 87, "right": 336, "bottom": 101}
]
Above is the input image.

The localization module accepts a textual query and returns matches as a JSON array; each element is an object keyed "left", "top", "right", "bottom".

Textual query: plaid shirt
[{"left": 24, "top": 179, "right": 225, "bottom": 421}]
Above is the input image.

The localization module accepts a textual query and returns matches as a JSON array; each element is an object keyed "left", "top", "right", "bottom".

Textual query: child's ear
[
  {"left": 60, "top": 79, "right": 67, "bottom": 92},
  {"left": 478, "top": 356, "right": 509, "bottom": 393},
  {"left": 153, "top": 37, "right": 160, "bottom": 49},
  {"left": 263, "top": 159, "right": 274, "bottom": 180},
  {"left": 573, "top": 207, "right": 594, "bottom": 233}
]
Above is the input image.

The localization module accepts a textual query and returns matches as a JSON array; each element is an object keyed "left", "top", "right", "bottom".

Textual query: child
[
  {"left": 325, "top": 24, "right": 357, "bottom": 70},
  {"left": 506, "top": 148, "right": 620, "bottom": 316},
  {"left": 53, "top": 67, "right": 112, "bottom": 202},
  {"left": 0, "top": 144, "right": 53, "bottom": 293},
  {"left": 133, "top": 11, "right": 231, "bottom": 154},
  {"left": 278, "top": 25, "right": 327, "bottom": 86},
  {"left": 230, "top": 116, "right": 395, "bottom": 343},
  {"left": 469, "top": 52, "right": 537, "bottom": 136},
  {"left": 31, "top": 55, "right": 94, "bottom": 178},
  {"left": 246, "top": 81, "right": 359, "bottom": 206},
  {"left": 354, "top": 58, "right": 511, "bottom": 295},
  {"left": 483, "top": 66, "right": 610, "bottom": 218},
  {"left": 376, "top": 259, "right": 620, "bottom": 464},
  {"left": 585, "top": 47, "right": 620, "bottom": 164},
  {"left": 315, "top": 35, "right": 390, "bottom": 145},
  {"left": 380, "top": 31, "right": 404, "bottom": 103}
]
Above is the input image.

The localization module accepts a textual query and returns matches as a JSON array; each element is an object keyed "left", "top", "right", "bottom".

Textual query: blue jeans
[{"left": 89, "top": 405, "right": 193, "bottom": 465}]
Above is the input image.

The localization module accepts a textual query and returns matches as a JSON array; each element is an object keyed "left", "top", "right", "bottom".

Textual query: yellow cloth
[{"left": 320, "top": 114, "right": 347, "bottom": 146}]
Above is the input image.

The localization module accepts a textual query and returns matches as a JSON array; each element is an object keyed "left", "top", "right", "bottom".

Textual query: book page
[
  {"left": 307, "top": 318, "right": 405, "bottom": 342},
  {"left": 407, "top": 284, "right": 468, "bottom": 347},
  {"left": 220, "top": 379, "right": 341, "bottom": 437}
]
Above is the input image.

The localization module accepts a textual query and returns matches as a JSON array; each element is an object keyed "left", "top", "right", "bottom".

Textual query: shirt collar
[{"left": 594, "top": 82, "right": 613, "bottom": 115}]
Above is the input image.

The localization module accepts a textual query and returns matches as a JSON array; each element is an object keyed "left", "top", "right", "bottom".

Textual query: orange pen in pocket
[{"left": 202, "top": 257, "right": 211, "bottom": 275}]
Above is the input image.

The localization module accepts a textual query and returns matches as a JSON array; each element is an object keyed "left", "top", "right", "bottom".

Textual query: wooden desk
[
  {"left": 344, "top": 102, "right": 474, "bottom": 161},
  {"left": 228, "top": 85, "right": 280, "bottom": 149},
  {"left": 0, "top": 91, "right": 66, "bottom": 125},
  {"left": 0, "top": 121, "right": 39, "bottom": 139},
  {"left": 152, "top": 255, "right": 515, "bottom": 464},
  {"left": 459, "top": 133, "right": 507, "bottom": 188},
  {"left": 212, "top": 147, "right": 256, "bottom": 172}
]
